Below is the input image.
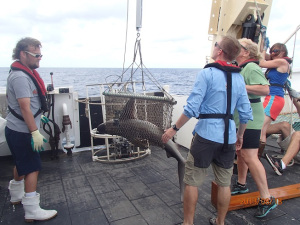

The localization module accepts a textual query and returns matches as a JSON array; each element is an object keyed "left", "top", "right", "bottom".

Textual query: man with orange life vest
[
  {"left": 162, "top": 36, "right": 252, "bottom": 225},
  {"left": 5, "top": 37, "right": 57, "bottom": 222}
]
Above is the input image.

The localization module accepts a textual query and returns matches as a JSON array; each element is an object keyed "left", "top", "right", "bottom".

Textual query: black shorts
[
  {"left": 5, "top": 127, "right": 41, "bottom": 176},
  {"left": 241, "top": 129, "right": 261, "bottom": 149},
  {"left": 190, "top": 134, "right": 235, "bottom": 169}
]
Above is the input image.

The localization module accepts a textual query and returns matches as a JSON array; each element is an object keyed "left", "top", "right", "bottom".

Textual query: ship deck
[{"left": 1, "top": 136, "right": 300, "bottom": 225}]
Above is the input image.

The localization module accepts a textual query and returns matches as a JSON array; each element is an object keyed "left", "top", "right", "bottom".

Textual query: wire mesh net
[{"left": 103, "top": 93, "right": 176, "bottom": 147}]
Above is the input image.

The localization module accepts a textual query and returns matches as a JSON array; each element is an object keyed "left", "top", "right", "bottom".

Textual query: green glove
[
  {"left": 31, "top": 130, "right": 47, "bottom": 152},
  {"left": 41, "top": 115, "right": 49, "bottom": 123}
]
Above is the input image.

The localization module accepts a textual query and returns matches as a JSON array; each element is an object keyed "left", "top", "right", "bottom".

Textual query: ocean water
[
  {"left": 2, "top": 67, "right": 300, "bottom": 98},
  {"left": 0, "top": 67, "right": 199, "bottom": 97}
]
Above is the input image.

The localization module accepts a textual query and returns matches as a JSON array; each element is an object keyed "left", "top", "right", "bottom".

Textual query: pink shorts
[{"left": 263, "top": 95, "right": 285, "bottom": 120}]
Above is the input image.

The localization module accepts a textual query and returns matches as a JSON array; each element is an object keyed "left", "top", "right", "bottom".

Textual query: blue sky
[{"left": 0, "top": 0, "right": 299, "bottom": 68}]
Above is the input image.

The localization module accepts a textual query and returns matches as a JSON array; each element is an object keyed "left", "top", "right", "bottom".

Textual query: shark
[{"left": 97, "top": 98, "right": 186, "bottom": 201}]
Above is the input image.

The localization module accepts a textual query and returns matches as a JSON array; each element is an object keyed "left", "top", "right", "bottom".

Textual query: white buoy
[
  {"left": 62, "top": 103, "right": 74, "bottom": 155},
  {"left": 62, "top": 103, "right": 68, "bottom": 115}
]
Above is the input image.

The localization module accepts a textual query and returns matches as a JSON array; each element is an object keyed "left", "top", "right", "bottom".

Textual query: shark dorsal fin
[{"left": 119, "top": 98, "right": 137, "bottom": 120}]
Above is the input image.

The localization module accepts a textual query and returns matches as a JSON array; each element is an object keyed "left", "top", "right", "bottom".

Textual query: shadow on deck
[{"left": 0, "top": 136, "right": 300, "bottom": 225}]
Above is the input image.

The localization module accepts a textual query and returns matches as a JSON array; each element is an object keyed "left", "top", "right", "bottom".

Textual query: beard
[{"left": 29, "top": 62, "right": 39, "bottom": 70}]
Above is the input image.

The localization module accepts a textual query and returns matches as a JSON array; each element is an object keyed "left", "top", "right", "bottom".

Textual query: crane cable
[{"left": 121, "top": 0, "right": 130, "bottom": 79}]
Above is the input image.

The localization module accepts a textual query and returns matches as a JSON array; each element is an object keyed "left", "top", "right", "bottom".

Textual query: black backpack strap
[
  {"left": 239, "top": 60, "right": 259, "bottom": 68},
  {"left": 224, "top": 71, "right": 232, "bottom": 150},
  {"left": 249, "top": 98, "right": 261, "bottom": 103},
  {"left": 204, "top": 62, "right": 241, "bottom": 73},
  {"left": 8, "top": 105, "right": 42, "bottom": 121},
  {"left": 270, "top": 83, "right": 284, "bottom": 88},
  {"left": 197, "top": 114, "right": 233, "bottom": 119}
]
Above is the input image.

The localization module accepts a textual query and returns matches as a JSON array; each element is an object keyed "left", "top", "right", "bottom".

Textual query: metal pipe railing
[{"left": 284, "top": 24, "right": 300, "bottom": 44}]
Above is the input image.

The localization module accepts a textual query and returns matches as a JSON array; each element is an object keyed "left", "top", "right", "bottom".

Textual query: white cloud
[{"left": 0, "top": 0, "right": 299, "bottom": 68}]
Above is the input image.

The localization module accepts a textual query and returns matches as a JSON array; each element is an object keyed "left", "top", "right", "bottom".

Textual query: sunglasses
[
  {"left": 270, "top": 49, "right": 280, "bottom": 54},
  {"left": 24, "top": 51, "right": 43, "bottom": 58},
  {"left": 215, "top": 42, "right": 227, "bottom": 54},
  {"left": 240, "top": 44, "right": 248, "bottom": 51}
]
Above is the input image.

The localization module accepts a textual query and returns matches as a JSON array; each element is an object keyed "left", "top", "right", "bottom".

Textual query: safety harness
[
  {"left": 197, "top": 61, "right": 241, "bottom": 150},
  {"left": 8, "top": 61, "right": 49, "bottom": 121},
  {"left": 239, "top": 59, "right": 261, "bottom": 103},
  {"left": 265, "top": 57, "right": 293, "bottom": 88}
]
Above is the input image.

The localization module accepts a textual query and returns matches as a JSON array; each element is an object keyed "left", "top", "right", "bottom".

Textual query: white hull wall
[
  {"left": 172, "top": 95, "right": 197, "bottom": 149},
  {"left": 0, "top": 117, "right": 10, "bottom": 156}
]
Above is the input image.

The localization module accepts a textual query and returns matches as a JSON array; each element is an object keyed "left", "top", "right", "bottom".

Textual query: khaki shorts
[{"left": 184, "top": 151, "right": 233, "bottom": 187}]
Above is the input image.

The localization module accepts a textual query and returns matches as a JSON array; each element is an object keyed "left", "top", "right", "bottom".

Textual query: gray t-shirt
[{"left": 6, "top": 70, "right": 41, "bottom": 133}]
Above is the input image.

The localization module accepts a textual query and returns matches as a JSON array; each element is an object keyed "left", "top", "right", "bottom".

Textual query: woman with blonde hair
[{"left": 232, "top": 38, "right": 278, "bottom": 218}]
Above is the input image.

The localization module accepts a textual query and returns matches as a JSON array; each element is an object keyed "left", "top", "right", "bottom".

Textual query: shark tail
[{"left": 178, "top": 161, "right": 185, "bottom": 202}]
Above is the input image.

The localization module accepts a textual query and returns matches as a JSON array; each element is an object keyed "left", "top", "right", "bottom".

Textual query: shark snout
[{"left": 97, "top": 123, "right": 106, "bottom": 134}]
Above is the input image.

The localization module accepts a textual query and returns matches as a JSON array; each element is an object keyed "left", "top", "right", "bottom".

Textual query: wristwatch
[{"left": 172, "top": 124, "right": 179, "bottom": 131}]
